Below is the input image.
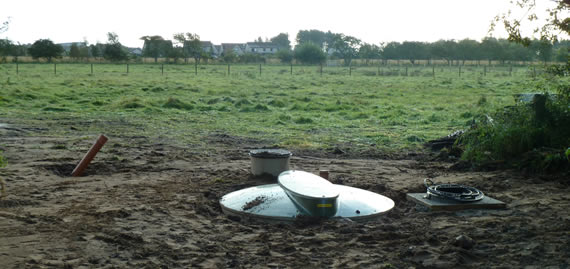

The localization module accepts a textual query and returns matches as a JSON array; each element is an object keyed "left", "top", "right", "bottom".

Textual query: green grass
[{"left": 0, "top": 63, "right": 550, "bottom": 153}]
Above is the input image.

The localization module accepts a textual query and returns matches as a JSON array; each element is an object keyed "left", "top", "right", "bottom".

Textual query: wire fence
[{"left": 0, "top": 62, "right": 544, "bottom": 79}]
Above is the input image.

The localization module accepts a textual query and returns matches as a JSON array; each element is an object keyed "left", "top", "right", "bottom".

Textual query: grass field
[{"left": 0, "top": 63, "right": 541, "bottom": 153}]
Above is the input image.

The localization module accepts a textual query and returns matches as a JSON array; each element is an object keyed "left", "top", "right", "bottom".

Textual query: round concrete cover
[{"left": 220, "top": 171, "right": 395, "bottom": 222}]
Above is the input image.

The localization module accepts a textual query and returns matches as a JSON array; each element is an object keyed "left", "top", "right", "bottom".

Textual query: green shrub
[{"left": 458, "top": 81, "right": 570, "bottom": 171}]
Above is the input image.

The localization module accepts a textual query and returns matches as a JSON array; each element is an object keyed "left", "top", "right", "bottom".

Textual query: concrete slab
[{"left": 407, "top": 193, "right": 506, "bottom": 211}]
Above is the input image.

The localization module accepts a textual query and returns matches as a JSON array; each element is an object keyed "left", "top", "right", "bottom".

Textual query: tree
[
  {"left": 0, "top": 39, "right": 14, "bottom": 62},
  {"left": 0, "top": 17, "right": 10, "bottom": 34},
  {"left": 222, "top": 49, "right": 237, "bottom": 63},
  {"left": 508, "top": 41, "right": 535, "bottom": 63},
  {"left": 276, "top": 49, "right": 293, "bottom": 63},
  {"left": 28, "top": 39, "right": 64, "bottom": 62},
  {"left": 480, "top": 37, "right": 507, "bottom": 65},
  {"left": 296, "top": 29, "right": 334, "bottom": 48},
  {"left": 107, "top": 32, "right": 120, "bottom": 45},
  {"left": 531, "top": 39, "right": 554, "bottom": 64},
  {"left": 180, "top": 33, "right": 202, "bottom": 64},
  {"left": 79, "top": 45, "right": 89, "bottom": 60},
  {"left": 399, "top": 41, "right": 428, "bottom": 65},
  {"left": 294, "top": 42, "right": 326, "bottom": 64},
  {"left": 330, "top": 34, "right": 361, "bottom": 66},
  {"left": 0, "top": 39, "right": 14, "bottom": 59},
  {"left": 270, "top": 33, "right": 291, "bottom": 50},
  {"left": 69, "top": 43, "right": 80, "bottom": 60},
  {"left": 141, "top": 35, "right": 172, "bottom": 63},
  {"left": 89, "top": 44, "right": 101, "bottom": 58},
  {"left": 103, "top": 32, "right": 128, "bottom": 62},
  {"left": 456, "top": 39, "right": 480, "bottom": 65},
  {"left": 554, "top": 45, "right": 569, "bottom": 62},
  {"left": 431, "top": 40, "right": 457, "bottom": 65},
  {"left": 358, "top": 43, "right": 382, "bottom": 65},
  {"left": 10, "top": 43, "right": 27, "bottom": 62},
  {"left": 173, "top": 33, "right": 189, "bottom": 62},
  {"left": 491, "top": 0, "right": 569, "bottom": 46},
  {"left": 381, "top": 42, "right": 401, "bottom": 62}
]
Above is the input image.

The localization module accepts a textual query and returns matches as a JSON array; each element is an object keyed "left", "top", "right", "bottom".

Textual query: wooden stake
[{"left": 71, "top": 135, "right": 108, "bottom": 177}]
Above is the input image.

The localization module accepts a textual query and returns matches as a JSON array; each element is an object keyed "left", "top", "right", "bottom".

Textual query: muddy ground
[{"left": 0, "top": 121, "right": 569, "bottom": 268}]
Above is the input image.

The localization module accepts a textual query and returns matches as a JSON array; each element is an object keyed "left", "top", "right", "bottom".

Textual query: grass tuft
[{"left": 163, "top": 97, "right": 193, "bottom": 110}]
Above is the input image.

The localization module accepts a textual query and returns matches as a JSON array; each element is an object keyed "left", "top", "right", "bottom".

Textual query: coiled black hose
[{"left": 424, "top": 178, "right": 484, "bottom": 202}]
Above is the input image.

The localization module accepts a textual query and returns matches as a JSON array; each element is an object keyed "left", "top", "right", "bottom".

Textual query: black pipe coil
[{"left": 424, "top": 178, "right": 484, "bottom": 202}]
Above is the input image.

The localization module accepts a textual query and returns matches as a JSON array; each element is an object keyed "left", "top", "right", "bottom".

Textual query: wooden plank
[{"left": 406, "top": 193, "right": 506, "bottom": 211}]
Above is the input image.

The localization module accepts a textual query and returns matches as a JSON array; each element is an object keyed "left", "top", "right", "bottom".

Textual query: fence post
[
  {"left": 484, "top": 66, "right": 487, "bottom": 76},
  {"left": 91, "top": 63, "right": 93, "bottom": 74},
  {"left": 54, "top": 63, "right": 57, "bottom": 75},
  {"left": 259, "top": 64, "right": 262, "bottom": 76},
  {"left": 377, "top": 65, "right": 380, "bottom": 76},
  {"left": 161, "top": 64, "right": 164, "bottom": 75},
  {"left": 533, "top": 66, "right": 536, "bottom": 78},
  {"left": 228, "top": 64, "right": 230, "bottom": 76},
  {"left": 509, "top": 65, "right": 512, "bottom": 76},
  {"left": 432, "top": 65, "right": 435, "bottom": 78},
  {"left": 405, "top": 66, "right": 408, "bottom": 76},
  {"left": 16, "top": 63, "right": 18, "bottom": 75},
  {"left": 349, "top": 66, "right": 352, "bottom": 76},
  {"left": 320, "top": 63, "right": 323, "bottom": 76},
  {"left": 195, "top": 62, "right": 198, "bottom": 75},
  {"left": 459, "top": 66, "right": 461, "bottom": 77},
  {"left": 127, "top": 64, "right": 129, "bottom": 74}
]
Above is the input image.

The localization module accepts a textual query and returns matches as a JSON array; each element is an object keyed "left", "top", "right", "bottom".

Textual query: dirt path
[{"left": 0, "top": 123, "right": 568, "bottom": 268}]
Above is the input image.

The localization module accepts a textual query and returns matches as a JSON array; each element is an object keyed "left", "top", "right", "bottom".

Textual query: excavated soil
[{"left": 0, "top": 122, "right": 569, "bottom": 268}]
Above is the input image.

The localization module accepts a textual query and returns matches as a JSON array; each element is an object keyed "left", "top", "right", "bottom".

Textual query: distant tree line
[
  {"left": 291, "top": 29, "right": 568, "bottom": 66},
  {"left": 0, "top": 27, "right": 567, "bottom": 65},
  {"left": 0, "top": 31, "right": 130, "bottom": 62}
]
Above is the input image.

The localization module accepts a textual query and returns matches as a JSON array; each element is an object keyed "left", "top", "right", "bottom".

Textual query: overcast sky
[{"left": 0, "top": 0, "right": 566, "bottom": 48}]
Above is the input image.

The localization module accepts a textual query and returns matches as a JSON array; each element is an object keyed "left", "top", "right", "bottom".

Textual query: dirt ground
[{"left": 0, "top": 121, "right": 569, "bottom": 268}]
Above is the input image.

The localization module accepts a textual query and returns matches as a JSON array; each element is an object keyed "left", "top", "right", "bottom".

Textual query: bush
[
  {"left": 294, "top": 43, "right": 326, "bottom": 64},
  {"left": 276, "top": 49, "right": 293, "bottom": 63},
  {"left": 238, "top": 53, "right": 265, "bottom": 63},
  {"left": 457, "top": 77, "right": 570, "bottom": 171}
]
